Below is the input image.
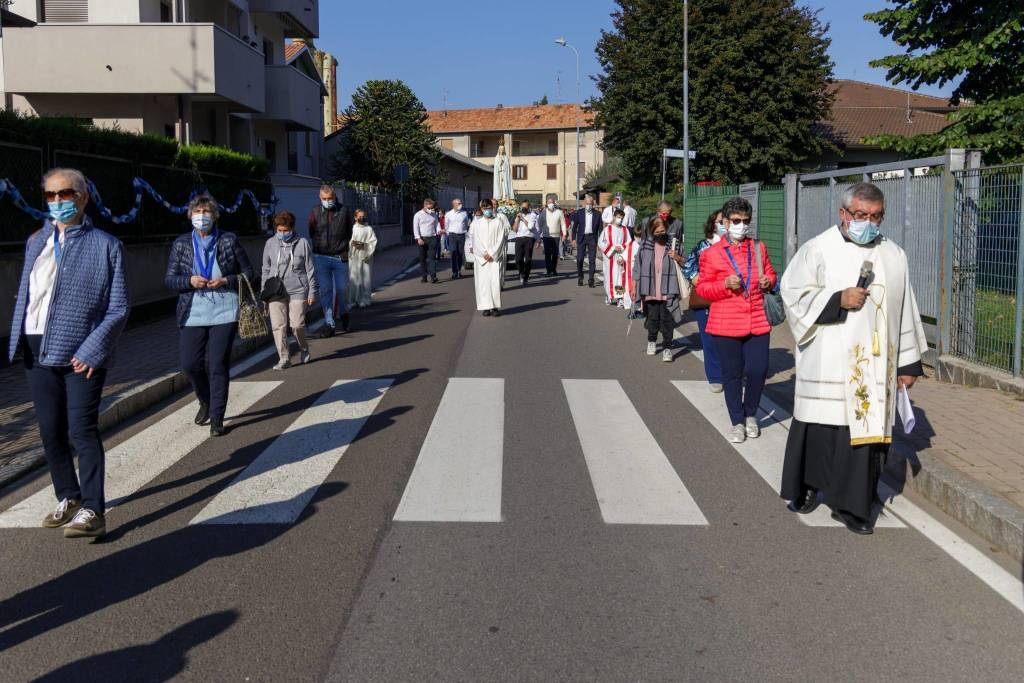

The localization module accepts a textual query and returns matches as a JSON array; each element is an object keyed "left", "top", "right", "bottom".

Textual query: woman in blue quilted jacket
[
  {"left": 8, "top": 168, "right": 129, "bottom": 539},
  {"left": 164, "top": 194, "right": 254, "bottom": 438}
]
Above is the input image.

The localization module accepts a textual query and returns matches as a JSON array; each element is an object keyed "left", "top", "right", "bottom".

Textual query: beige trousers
[{"left": 268, "top": 299, "right": 308, "bottom": 362}]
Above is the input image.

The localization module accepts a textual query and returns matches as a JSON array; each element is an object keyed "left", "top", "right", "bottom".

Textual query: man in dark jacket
[
  {"left": 641, "top": 200, "right": 684, "bottom": 243},
  {"left": 307, "top": 184, "right": 353, "bottom": 337},
  {"left": 569, "top": 193, "right": 600, "bottom": 287}
]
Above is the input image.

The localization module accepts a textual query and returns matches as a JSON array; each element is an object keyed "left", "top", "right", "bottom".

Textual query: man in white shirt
[
  {"left": 601, "top": 194, "right": 622, "bottom": 227},
  {"left": 541, "top": 193, "right": 567, "bottom": 276},
  {"left": 512, "top": 199, "right": 540, "bottom": 286},
  {"left": 413, "top": 198, "right": 442, "bottom": 283},
  {"left": 571, "top": 193, "right": 600, "bottom": 287},
  {"left": 445, "top": 198, "right": 471, "bottom": 280},
  {"left": 623, "top": 197, "right": 638, "bottom": 232}
]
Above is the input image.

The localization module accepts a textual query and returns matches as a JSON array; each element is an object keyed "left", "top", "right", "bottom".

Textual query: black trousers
[
  {"left": 644, "top": 300, "right": 674, "bottom": 344},
  {"left": 543, "top": 236, "right": 560, "bottom": 274},
  {"left": 418, "top": 236, "right": 437, "bottom": 279},
  {"left": 576, "top": 233, "right": 598, "bottom": 281},
  {"left": 515, "top": 237, "right": 535, "bottom": 281},
  {"left": 23, "top": 335, "right": 108, "bottom": 512},
  {"left": 712, "top": 332, "right": 770, "bottom": 426},
  {"left": 180, "top": 322, "right": 238, "bottom": 422},
  {"left": 449, "top": 233, "right": 466, "bottom": 275}
]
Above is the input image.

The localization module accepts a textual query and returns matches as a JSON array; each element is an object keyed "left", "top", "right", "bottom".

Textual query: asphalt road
[{"left": 1, "top": 256, "right": 1022, "bottom": 682}]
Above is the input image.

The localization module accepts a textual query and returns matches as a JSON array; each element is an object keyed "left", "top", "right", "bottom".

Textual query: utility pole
[
  {"left": 683, "top": 0, "right": 690, "bottom": 200},
  {"left": 556, "top": 38, "right": 581, "bottom": 209}
]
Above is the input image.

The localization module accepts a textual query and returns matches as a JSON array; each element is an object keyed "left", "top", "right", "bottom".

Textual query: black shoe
[
  {"left": 421, "top": 276, "right": 428, "bottom": 283},
  {"left": 831, "top": 509, "right": 873, "bottom": 535},
  {"left": 578, "top": 277, "right": 584, "bottom": 286},
  {"left": 787, "top": 488, "right": 819, "bottom": 514},
  {"left": 318, "top": 325, "right": 335, "bottom": 339},
  {"left": 432, "top": 277, "right": 439, "bottom": 284},
  {"left": 588, "top": 281, "right": 595, "bottom": 288},
  {"left": 492, "top": 309, "right": 501, "bottom": 317},
  {"left": 340, "top": 313, "right": 351, "bottom": 332},
  {"left": 482, "top": 309, "right": 493, "bottom": 317},
  {"left": 210, "top": 419, "right": 228, "bottom": 437},
  {"left": 194, "top": 402, "right": 210, "bottom": 426}
]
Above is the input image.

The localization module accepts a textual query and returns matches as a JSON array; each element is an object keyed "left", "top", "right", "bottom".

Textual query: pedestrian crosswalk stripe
[
  {"left": 191, "top": 379, "right": 392, "bottom": 525},
  {"left": 563, "top": 379, "right": 708, "bottom": 526},
  {"left": 0, "top": 381, "right": 281, "bottom": 528},
  {"left": 671, "top": 380, "right": 906, "bottom": 529},
  {"left": 394, "top": 378, "right": 504, "bottom": 523}
]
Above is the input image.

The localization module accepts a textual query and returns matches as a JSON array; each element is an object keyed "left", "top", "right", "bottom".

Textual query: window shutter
[{"left": 42, "top": 0, "right": 89, "bottom": 22}]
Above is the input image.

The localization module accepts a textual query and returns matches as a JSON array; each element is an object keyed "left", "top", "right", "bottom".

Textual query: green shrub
[{"left": 175, "top": 144, "right": 270, "bottom": 180}]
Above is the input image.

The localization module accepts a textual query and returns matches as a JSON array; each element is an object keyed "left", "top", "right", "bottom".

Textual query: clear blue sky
[{"left": 315, "top": 0, "right": 956, "bottom": 114}]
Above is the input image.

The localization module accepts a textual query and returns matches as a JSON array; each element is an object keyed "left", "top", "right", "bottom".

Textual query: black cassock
[{"left": 780, "top": 290, "right": 922, "bottom": 521}]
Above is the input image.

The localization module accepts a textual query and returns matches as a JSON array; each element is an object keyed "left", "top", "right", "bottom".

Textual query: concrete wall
[{"left": 90, "top": 0, "right": 143, "bottom": 22}]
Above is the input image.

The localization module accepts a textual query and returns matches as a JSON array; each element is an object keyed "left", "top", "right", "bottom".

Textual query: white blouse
[{"left": 24, "top": 229, "right": 65, "bottom": 336}]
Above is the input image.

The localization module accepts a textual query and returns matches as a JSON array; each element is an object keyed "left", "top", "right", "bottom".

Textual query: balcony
[
  {"left": 250, "top": 0, "right": 319, "bottom": 38},
  {"left": 257, "top": 65, "right": 324, "bottom": 131},
  {"left": 2, "top": 23, "right": 265, "bottom": 112}
]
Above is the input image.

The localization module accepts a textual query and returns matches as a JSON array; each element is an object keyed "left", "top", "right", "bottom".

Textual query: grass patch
[{"left": 973, "top": 288, "right": 1021, "bottom": 371}]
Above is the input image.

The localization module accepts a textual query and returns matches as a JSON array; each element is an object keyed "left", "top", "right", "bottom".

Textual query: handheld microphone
[{"left": 838, "top": 261, "right": 873, "bottom": 322}]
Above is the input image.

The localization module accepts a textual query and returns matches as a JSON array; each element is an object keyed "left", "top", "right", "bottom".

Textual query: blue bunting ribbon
[{"left": 0, "top": 176, "right": 278, "bottom": 226}]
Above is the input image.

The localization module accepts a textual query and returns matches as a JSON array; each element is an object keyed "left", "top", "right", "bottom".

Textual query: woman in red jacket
[{"left": 696, "top": 197, "right": 778, "bottom": 444}]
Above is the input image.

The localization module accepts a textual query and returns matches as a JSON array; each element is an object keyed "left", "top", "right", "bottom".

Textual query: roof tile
[{"left": 426, "top": 104, "right": 593, "bottom": 133}]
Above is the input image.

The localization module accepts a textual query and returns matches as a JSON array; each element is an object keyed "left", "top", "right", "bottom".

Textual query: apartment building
[
  {"left": 425, "top": 104, "right": 605, "bottom": 205},
  {"left": 0, "top": 0, "right": 326, "bottom": 181}
]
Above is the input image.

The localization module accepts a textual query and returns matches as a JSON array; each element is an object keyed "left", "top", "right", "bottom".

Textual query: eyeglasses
[
  {"left": 727, "top": 217, "right": 750, "bottom": 225},
  {"left": 43, "top": 188, "right": 79, "bottom": 202},
  {"left": 842, "top": 207, "right": 885, "bottom": 222}
]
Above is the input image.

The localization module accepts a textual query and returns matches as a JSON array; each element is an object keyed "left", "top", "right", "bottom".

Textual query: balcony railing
[
  {"left": 2, "top": 23, "right": 266, "bottom": 111},
  {"left": 249, "top": 0, "right": 319, "bottom": 38},
  {"left": 257, "top": 65, "right": 323, "bottom": 131}
]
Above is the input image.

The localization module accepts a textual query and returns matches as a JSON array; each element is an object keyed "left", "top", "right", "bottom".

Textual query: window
[
  {"left": 42, "top": 0, "right": 88, "bottom": 22},
  {"left": 472, "top": 141, "right": 486, "bottom": 157},
  {"left": 577, "top": 162, "right": 586, "bottom": 179},
  {"left": 513, "top": 165, "right": 528, "bottom": 180},
  {"left": 440, "top": 138, "right": 454, "bottom": 150},
  {"left": 265, "top": 139, "right": 278, "bottom": 173},
  {"left": 548, "top": 138, "right": 558, "bottom": 155},
  {"left": 226, "top": 4, "right": 244, "bottom": 38},
  {"left": 164, "top": 124, "right": 176, "bottom": 140},
  {"left": 546, "top": 164, "right": 557, "bottom": 180},
  {"left": 263, "top": 40, "right": 274, "bottom": 66},
  {"left": 287, "top": 134, "right": 298, "bottom": 173},
  {"left": 305, "top": 132, "right": 313, "bottom": 158},
  {"left": 512, "top": 140, "right": 522, "bottom": 157},
  {"left": 160, "top": 1, "right": 173, "bottom": 22}
]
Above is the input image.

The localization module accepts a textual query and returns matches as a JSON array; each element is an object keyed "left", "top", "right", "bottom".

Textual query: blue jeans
[
  {"left": 449, "top": 233, "right": 466, "bottom": 275},
  {"left": 314, "top": 254, "right": 349, "bottom": 327},
  {"left": 694, "top": 307, "right": 723, "bottom": 384},
  {"left": 180, "top": 322, "right": 237, "bottom": 422},
  {"left": 712, "top": 333, "right": 770, "bottom": 426}
]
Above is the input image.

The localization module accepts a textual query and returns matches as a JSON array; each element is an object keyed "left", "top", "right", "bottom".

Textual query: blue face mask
[
  {"left": 322, "top": 199, "right": 335, "bottom": 210},
  {"left": 48, "top": 200, "right": 78, "bottom": 223},
  {"left": 847, "top": 219, "right": 880, "bottom": 245},
  {"left": 276, "top": 231, "right": 293, "bottom": 241},
  {"left": 715, "top": 222, "right": 727, "bottom": 236},
  {"left": 483, "top": 209, "right": 494, "bottom": 218}
]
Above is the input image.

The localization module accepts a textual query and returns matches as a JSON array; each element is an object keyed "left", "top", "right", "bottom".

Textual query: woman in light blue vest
[{"left": 164, "top": 194, "right": 253, "bottom": 436}]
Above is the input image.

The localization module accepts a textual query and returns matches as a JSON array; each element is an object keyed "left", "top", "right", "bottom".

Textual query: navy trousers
[
  {"left": 543, "top": 236, "right": 560, "bottom": 274},
  {"left": 449, "top": 233, "right": 466, "bottom": 275},
  {"left": 23, "top": 335, "right": 108, "bottom": 512},
  {"left": 180, "top": 322, "right": 238, "bottom": 422},
  {"left": 712, "top": 333, "right": 770, "bottom": 426},
  {"left": 419, "top": 236, "right": 438, "bottom": 279},
  {"left": 576, "top": 233, "right": 598, "bottom": 281}
]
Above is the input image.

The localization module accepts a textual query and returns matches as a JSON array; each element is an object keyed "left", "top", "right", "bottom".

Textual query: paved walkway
[{"left": 0, "top": 244, "right": 419, "bottom": 471}]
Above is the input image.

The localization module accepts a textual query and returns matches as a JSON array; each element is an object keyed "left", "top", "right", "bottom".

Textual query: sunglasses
[
  {"left": 727, "top": 217, "right": 750, "bottom": 225},
  {"left": 842, "top": 207, "right": 885, "bottom": 223},
  {"left": 43, "top": 188, "right": 80, "bottom": 202}
]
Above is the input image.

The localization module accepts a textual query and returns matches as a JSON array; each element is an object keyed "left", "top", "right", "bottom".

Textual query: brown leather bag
[{"left": 689, "top": 288, "right": 711, "bottom": 310}]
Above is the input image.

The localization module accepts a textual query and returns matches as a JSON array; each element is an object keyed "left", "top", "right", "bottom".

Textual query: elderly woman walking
[
  {"left": 262, "top": 210, "right": 318, "bottom": 370},
  {"left": 630, "top": 217, "right": 684, "bottom": 362},
  {"left": 9, "top": 168, "right": 129, "bottom": 538},
  {"left": 696, "top": 197, "right": 778, "bottom": 444},
  {"left": 165, "top": 194, "right": 254, "bottom": 437}
]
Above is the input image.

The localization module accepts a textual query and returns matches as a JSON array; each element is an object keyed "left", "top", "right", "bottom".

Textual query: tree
[
  {"left": 592, "top": 0, "right": 835, "bottom": 188},
  {"left": 865, "top": 1, "right": 1024, "bottom": 163},
  {"left": 533, "top": 94, "right": 550, "bottom": 106},
  {"left": 327, "top": 80, "right": 444, "bottom": 201}
]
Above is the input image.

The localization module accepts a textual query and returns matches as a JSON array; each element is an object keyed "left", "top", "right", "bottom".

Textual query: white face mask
[
  {"left": 547, "top": 203, "right": 556, "bottom": 211},
  {"left": 321, "top": 198, "right": 335, "bottom": 210},
  {"left": 192, "top": 214, "right": 214, "bottom": 232},
  {"left": 728, "top": 222, "right": 749, "bottom": 241},
  {"left": 613, "top": 217, "right": 623, "bottom": 226}
]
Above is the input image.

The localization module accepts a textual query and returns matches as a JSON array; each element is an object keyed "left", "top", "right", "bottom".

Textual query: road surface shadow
[
  {"left": 0, "top": 484, "right": 343, "bottom": 651},
  {"left": 32, "top": 610, "right": 238, "bottom": 683},
  {"left": 499, "top": 299, "right": 570, "bottom": 316}
]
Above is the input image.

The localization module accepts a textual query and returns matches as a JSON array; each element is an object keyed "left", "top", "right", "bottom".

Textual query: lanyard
[
  {"left": 723, "top": 240, "right": 753, "bottom": 297},
  {"left": 53, "top": 227, "right": 62, "bottom": 264},
  {"left": 192, "top": 229, "right": 219, "bottom": 280}
]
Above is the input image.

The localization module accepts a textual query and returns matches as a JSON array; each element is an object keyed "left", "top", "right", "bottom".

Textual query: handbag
[
  {"left": 260, "top": 246, "right": 291, "bottom": 302},
  {"left": 237, "top": 273, "right": 270, "bottom": 340},
  {"left": 670, "top": 238, "right": 692, "bottom": 307},
  {"left": 754, "top": 241, "right": 786, "bottom": 327}
]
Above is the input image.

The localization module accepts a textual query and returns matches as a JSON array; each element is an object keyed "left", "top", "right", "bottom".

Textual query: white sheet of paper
[{"left": 897, "top": 384, "right": 916, "bottom": 434}]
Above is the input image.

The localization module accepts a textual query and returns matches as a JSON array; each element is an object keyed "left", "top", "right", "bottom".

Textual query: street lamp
[
  {"left": 683, "top": 1, "right": 690, "bottom": 198},
  {"left": 556, "top": 37, "right": 581, "bottom": 209}
]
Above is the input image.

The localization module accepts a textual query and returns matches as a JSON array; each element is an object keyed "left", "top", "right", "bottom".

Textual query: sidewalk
[
  {"left": 0, "top": 244, "right": 420, "bottom": 487},
  {"left": 678, "top": 317, "right": 1024, "bottom": 561}
]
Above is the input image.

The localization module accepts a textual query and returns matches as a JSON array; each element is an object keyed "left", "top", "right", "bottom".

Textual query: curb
[
  {"left": 896, "top": 443, "right": 1024, "bottom": 563},
  {"left": 0, "top": 252, "right": 420, "bottom": 492}
]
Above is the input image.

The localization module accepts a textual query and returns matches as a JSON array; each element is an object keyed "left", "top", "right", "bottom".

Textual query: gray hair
[
  {"left": 319, "top": 183, "right": 336, "bottom": 197},
  {"left": 188, "top": 193, "right": 221, "bottom": 221},
  {"left": 42, "top": 167, "right": 88, "bottom": 195},
  {"left": 658, "top": 200, "right": 672, "bottom": 210},
  {"left": 545, "top": 193, "right": 558, "bottom": 203},
  {"left": 841, "top": 182, "right": 885, "bottom": 208},
  {"left": 585, "top": 193, "right": 596, "bottom": 201}
]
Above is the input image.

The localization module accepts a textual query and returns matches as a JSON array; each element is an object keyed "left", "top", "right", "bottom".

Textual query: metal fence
[
  {"left": 682, "top": 183, "right": 787, "bottom": 270},
  {"left": 333, "top": 181, "right": 403, "bottom": 226},
  {"left": 947, "top": 164, "right": 1024, "bottom": 375},
  {"left": 434, "top": 185, "right": 481, "bottom": 213},
  {"left": 0, "top": 141, "right": 273, "bottom": 249}
]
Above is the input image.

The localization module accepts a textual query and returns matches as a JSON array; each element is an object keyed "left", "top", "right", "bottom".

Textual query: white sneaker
[
  {"left": 745, "top": 416, "right": 761, "bottom": 439},
  {"left": 300, "top": 350, "right": 311, "bottom": 364},
  {"left": 646, "top": 342, "right": 657, "bottom": 356},
  {"left": 729, "top": 424, "right": 747, "bottom": 443},
  {"left": 708, "top": 383, "right": 724, "bottom": 393},
  {"left": 662, "top": 349, "right": 673, "bottom": 362},
  {"left": 272, "top": 360, "right": 291, "bottom": 371}
]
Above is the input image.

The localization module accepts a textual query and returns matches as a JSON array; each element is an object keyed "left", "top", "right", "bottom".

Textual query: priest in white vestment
[
  {"left": 469, "top": 200, "right": 510, "bottom": 316},
  {"left": 779, "top": 182, "right": 927, "bottom": 535},
  {"left": 347, "top": 210, "right": 378, "bottom": 308},
  {"left": 598, "top": 208, "right": 634, "bottom": 306}
]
